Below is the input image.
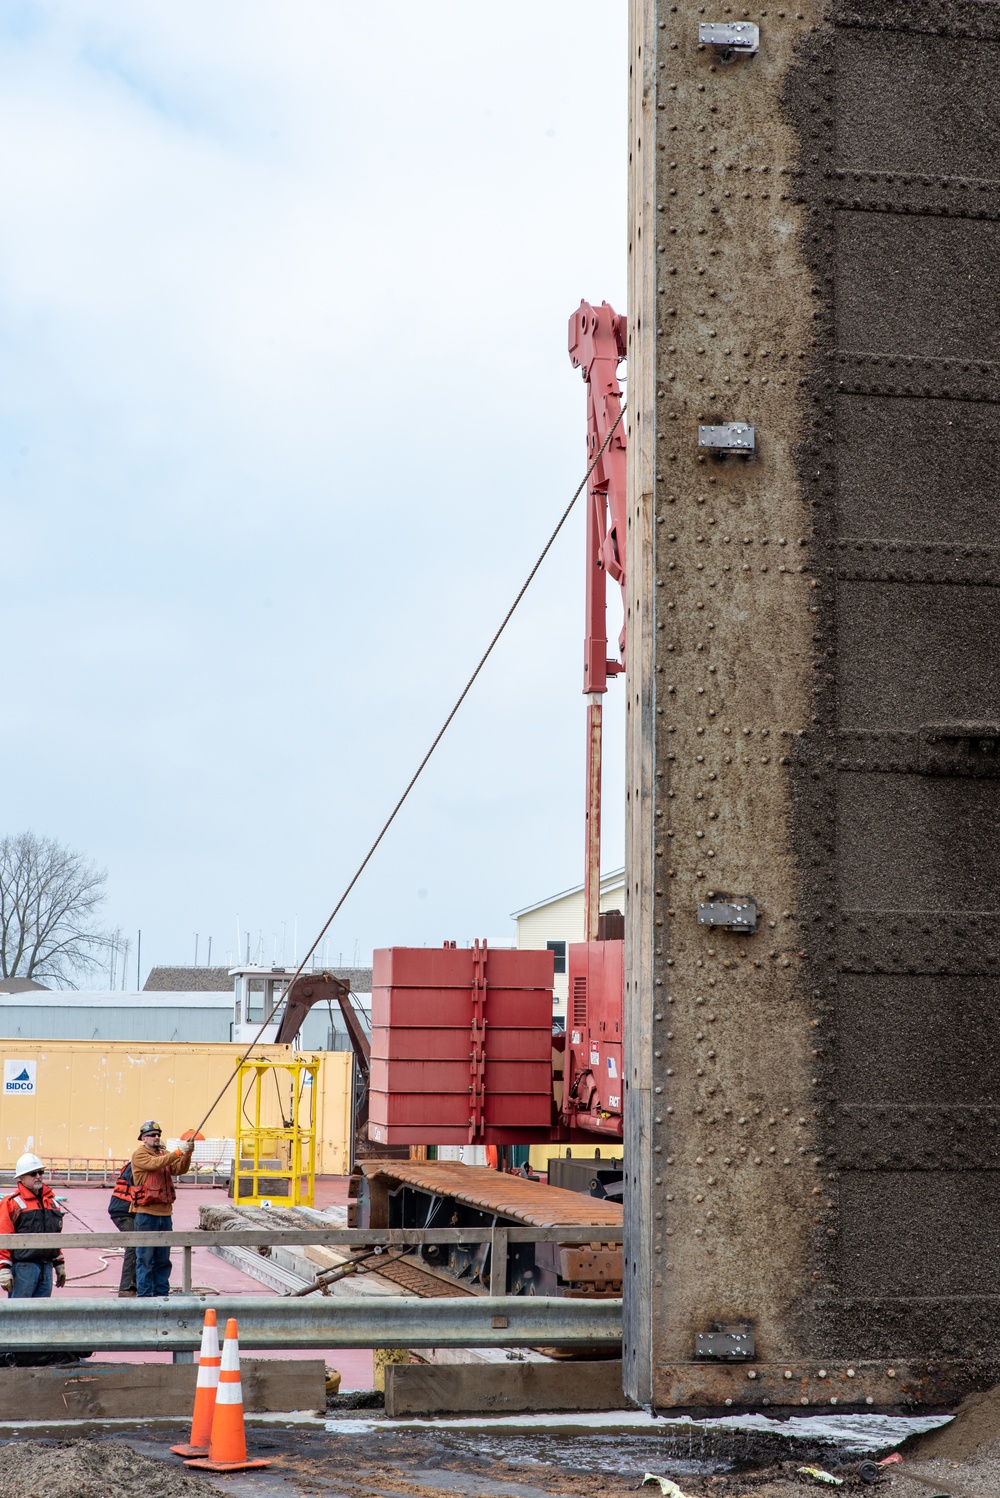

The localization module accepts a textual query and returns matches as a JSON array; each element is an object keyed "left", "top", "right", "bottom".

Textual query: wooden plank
[
  {"left": 0, "top": 1359, "right": 326, "bottom": 1420},
  {"left": 384, "top": 1360, "right": 631, "bottom": 1417},
  {"left": 489, "top": 1225, "right": 509, "bottom": 1296}
]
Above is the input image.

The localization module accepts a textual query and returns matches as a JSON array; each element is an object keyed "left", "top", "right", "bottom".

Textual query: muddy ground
[{"left": 0, "top": 1415, "right": 990, "bottom": 1498}]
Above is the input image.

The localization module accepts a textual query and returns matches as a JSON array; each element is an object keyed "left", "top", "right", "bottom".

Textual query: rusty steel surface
[
  {"left": 362, "top": 1162, "right": 624, "bottom": 1228},
  {"left": 364, "top": 1253, "right": 476, "bottom": 1299},
  {"left": 626, "top": 0, "right": 1000, "bottom": 1409},
  {"left": 654, "top": 1361, "right": 962, "bottom": 1412}
]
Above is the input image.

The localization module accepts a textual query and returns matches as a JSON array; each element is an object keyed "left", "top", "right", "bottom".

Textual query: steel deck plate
[{"left": 362, "top": 1162, "right": 623, "bottom": 1229}]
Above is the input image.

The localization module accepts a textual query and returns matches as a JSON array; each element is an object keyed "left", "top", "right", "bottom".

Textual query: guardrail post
[
  {"left": 489, "top": 1225, "right": 509, "bottom": 1296},
  {"left": 172, "top": 1245, "right": 196, "bottom": 1361}
]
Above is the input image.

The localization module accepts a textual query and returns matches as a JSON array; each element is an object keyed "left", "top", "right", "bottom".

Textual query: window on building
[{"left": 546, "top": 940, "right": 567, "bottom": 975}]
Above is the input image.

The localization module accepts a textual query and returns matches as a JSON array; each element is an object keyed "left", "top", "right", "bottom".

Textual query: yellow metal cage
[{"left": 233, "top": 1054, "right": 319, "bottom": 1207}]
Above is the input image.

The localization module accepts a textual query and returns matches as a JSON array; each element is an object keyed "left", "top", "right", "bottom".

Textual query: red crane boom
[{"left": 568, "top": 300, "right": 627, "bottom": 941}]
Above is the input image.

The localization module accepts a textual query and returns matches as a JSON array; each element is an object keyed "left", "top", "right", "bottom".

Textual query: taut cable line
[{"left": 191, "top": 403, "right": 627, "bottom": 1140}]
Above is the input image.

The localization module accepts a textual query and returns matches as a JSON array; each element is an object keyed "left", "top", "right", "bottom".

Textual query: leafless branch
[{"left": 0, "top": 832, "right": 111, "bottom": 988}]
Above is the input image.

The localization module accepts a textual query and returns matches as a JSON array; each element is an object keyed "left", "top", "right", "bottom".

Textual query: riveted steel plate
[{"left": 627, "top": 0, "right": 1000, "bottom": 1410}]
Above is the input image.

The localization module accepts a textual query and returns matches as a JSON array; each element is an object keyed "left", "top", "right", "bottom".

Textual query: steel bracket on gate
[
  {"left": 699, "top": 22, "right": 760, "bottom": 56},
  {"left": 468, "top": 940, "right": 488, "bottom": 1142},
  {"left": 919, "top": 722, "right": 1000, "bottom": 777},
  {"left": 696, "top": 1325, "right": 755, "bottom": 1361},
  {"left": 697, "top": 896, "right": 757, "bottom": 934},
  {"left": 698, "top": 422, "right": 755, "bottom": 454}
]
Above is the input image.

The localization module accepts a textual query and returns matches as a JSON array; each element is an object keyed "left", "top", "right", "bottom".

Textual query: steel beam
[{"left": 0, "top": 1295, "right": 622, "bottom": 1352}]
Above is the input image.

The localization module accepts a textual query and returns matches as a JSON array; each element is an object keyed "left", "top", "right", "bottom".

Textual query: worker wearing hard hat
[
  {"left": 0, "top": 1154, "right": 67, "bottom": 1298},
  {"left": 130, "top": 1121, "right": 194, "bottom": 1298}
]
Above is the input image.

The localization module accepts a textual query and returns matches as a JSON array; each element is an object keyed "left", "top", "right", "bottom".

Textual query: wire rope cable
[{"left": 191, "top": 402, "right": 627, "bottom": 1139}]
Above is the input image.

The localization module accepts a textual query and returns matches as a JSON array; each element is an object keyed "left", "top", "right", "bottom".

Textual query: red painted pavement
[{"left": 55, "top": 1179, "right": 373, "bottom": 1389}]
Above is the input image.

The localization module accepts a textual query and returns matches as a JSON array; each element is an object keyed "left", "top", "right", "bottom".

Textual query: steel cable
[{"left": 191, "top": 401, "right": 627, "bottom": 1139}]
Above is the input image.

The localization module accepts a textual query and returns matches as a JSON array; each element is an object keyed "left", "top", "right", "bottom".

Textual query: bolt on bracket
[
  {"left": 698, "top": 422, "right": 755, "bottom": 454},
  {"left": 697, "top": 896, "right": 757, "bottom": 934},
  {"left": 696, "top": 1327, "right": 756, "bottom": 1361},
  {"left": 699, "top": 21, "right": 760, "bottom": 55}
]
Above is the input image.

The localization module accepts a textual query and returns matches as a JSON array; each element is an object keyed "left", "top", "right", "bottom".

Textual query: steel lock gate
[{"left": 625, "top": 0, "right": 1000, "bottom": 1408}]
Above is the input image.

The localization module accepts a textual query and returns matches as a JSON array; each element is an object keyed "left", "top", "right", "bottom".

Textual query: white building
[
  {"left": 0, "top": 968, "right": 371, "bottom": 1052},
  {"left": 512, "top": 867, "right": 625, "bottom": 1023}
]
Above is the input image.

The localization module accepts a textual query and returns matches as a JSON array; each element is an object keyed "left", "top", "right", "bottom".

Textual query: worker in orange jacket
[
  {"left": 0, "top": 1153, "right": 66, "bottom": 1298},
  {"left": 130, "top": 1121, "right": 194, "bottom": 1297}
]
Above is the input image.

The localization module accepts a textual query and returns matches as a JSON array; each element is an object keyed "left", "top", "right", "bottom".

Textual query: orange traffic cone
[
  {"left": 185, "top": 1317, "right": 271, "bottom": 1473},
  {"left": 170, "top": 1307, "right": 221, "bottom": 1458}
]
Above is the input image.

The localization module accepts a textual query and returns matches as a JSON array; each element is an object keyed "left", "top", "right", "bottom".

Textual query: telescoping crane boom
[
  {"left": 560, "top": 301, "right": 628, "bottom": 1142},
  {"left": 568, "top": 301, "right": 627, "bottom": 944}
]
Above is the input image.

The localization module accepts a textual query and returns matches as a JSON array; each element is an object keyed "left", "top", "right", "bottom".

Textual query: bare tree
[{"left": 0, "top": 832, "right": 110, "bottom": 988}]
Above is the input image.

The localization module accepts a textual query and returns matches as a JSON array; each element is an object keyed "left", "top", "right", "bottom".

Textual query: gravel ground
[
  {"left": 0, "top": 1414, "right": 990, "bottom": 1498},
  {"left": 0, "top": 1441, "right": 226, "bottom": 1498}
]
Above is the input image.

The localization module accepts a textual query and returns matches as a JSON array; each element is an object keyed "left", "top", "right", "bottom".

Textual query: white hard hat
[{"left": 15, "top": 1152, "right": 44, "bottom": 1179}]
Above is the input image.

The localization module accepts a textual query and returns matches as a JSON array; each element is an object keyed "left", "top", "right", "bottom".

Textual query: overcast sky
[{"left": 0, "top": 2, "right": 627, "bottom": 983}]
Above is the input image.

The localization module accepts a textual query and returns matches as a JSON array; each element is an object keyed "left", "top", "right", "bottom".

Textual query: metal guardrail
[
  {"left": 0, "top": 1226, "right": 624, "bottom": 1299},
  {"left": 0, "top": 1295, "right": 622, "bottom": 1352},
  {"left": 0, "top": 1159, "right": 231, "bottom": 1188},
  {"left": 0, "top": 1228, "right": 623, "bottom": 1249}
]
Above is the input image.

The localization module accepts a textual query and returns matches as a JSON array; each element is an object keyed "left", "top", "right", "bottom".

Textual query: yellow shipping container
[{"left": 0, "top": 1041, "right": 352, "bottom": 1177}]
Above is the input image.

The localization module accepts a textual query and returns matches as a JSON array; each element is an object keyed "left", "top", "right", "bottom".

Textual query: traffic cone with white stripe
[
  {"left": 185, "top": 1317, "right": 271, "bottom": 1473},
  {"left": 170, "top": 1307, "right": 221, "bottom": 1458}
]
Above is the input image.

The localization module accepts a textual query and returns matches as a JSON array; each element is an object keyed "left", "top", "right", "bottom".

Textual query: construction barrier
[
  {"left": 184, "top": 1318, "right": 271, "bottom": 1473},
  {"left": 170, "top": 1308, "right": 221, "bottom": 1458}
]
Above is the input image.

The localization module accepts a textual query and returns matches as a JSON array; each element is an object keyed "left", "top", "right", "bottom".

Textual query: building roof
[
  {"left": 0, "top": 977, "right": 49, "bottom": 994},
  {"left": 0, "top": 991, "right": 236, "bottom": 1009},
  {"left": 144, "top": 964, "right": 374, "bottom": 995},
  {"left": 226, "top": 964, "right": 373, "bottom": 992},
  {"left": 510, "top": 867, "right": 626, "bottom": 920},
  {"left": 144, "top": 966, "right": 233, "bottom": 992}
]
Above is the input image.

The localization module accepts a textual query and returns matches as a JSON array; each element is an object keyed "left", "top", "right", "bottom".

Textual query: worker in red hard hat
[
  {"left": 130, "top": 1121, "right": 194, "bottom": 1297},
  {"left": 0, "top": 1153, "right": 67, "bottom": 1299}
]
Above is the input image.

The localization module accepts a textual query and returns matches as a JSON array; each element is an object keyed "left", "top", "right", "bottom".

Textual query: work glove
[
  {"left": 55, "top": 1265, "right": 67, "bottom": 1289},
  {"left": 0, "top": 1267, "right": 12, "bottom": 1293}
]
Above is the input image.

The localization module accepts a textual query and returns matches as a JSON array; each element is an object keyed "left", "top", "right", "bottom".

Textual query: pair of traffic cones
[{"left": 171, "top": 1309, "right": 270, "bottom": 1473}]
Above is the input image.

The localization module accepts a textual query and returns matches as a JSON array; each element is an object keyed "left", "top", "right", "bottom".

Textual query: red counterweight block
[
  {"left": 563, "top": 939, "right": 624, "bottom": 1139},
  {"left": 367, "top": 942, "right": 557, "bottom": 1145}
]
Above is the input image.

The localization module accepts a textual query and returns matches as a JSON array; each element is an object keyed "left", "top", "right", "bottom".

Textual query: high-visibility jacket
[
  {"left": 0, "top": 1181, "right": 65, "bottom": 1267},
  {"left": 108, "top": 1162, "right": 135, "bottom": 1219},
  {"left": 129, "top": 1143, "right": 191, "bottom": 1216}
]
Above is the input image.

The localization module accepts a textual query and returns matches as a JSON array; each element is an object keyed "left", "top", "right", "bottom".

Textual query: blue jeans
[
  {"left": 134, "top": 1213, "right": 173, "bottom": 1297},
  {"left": 11, "top": 1260, "right": 53, "bottom": 1297}
]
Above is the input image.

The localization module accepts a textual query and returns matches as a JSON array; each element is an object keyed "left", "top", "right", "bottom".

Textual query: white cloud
[{"left": 0, "top": 1, "right": 627, "bottom": 974}]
